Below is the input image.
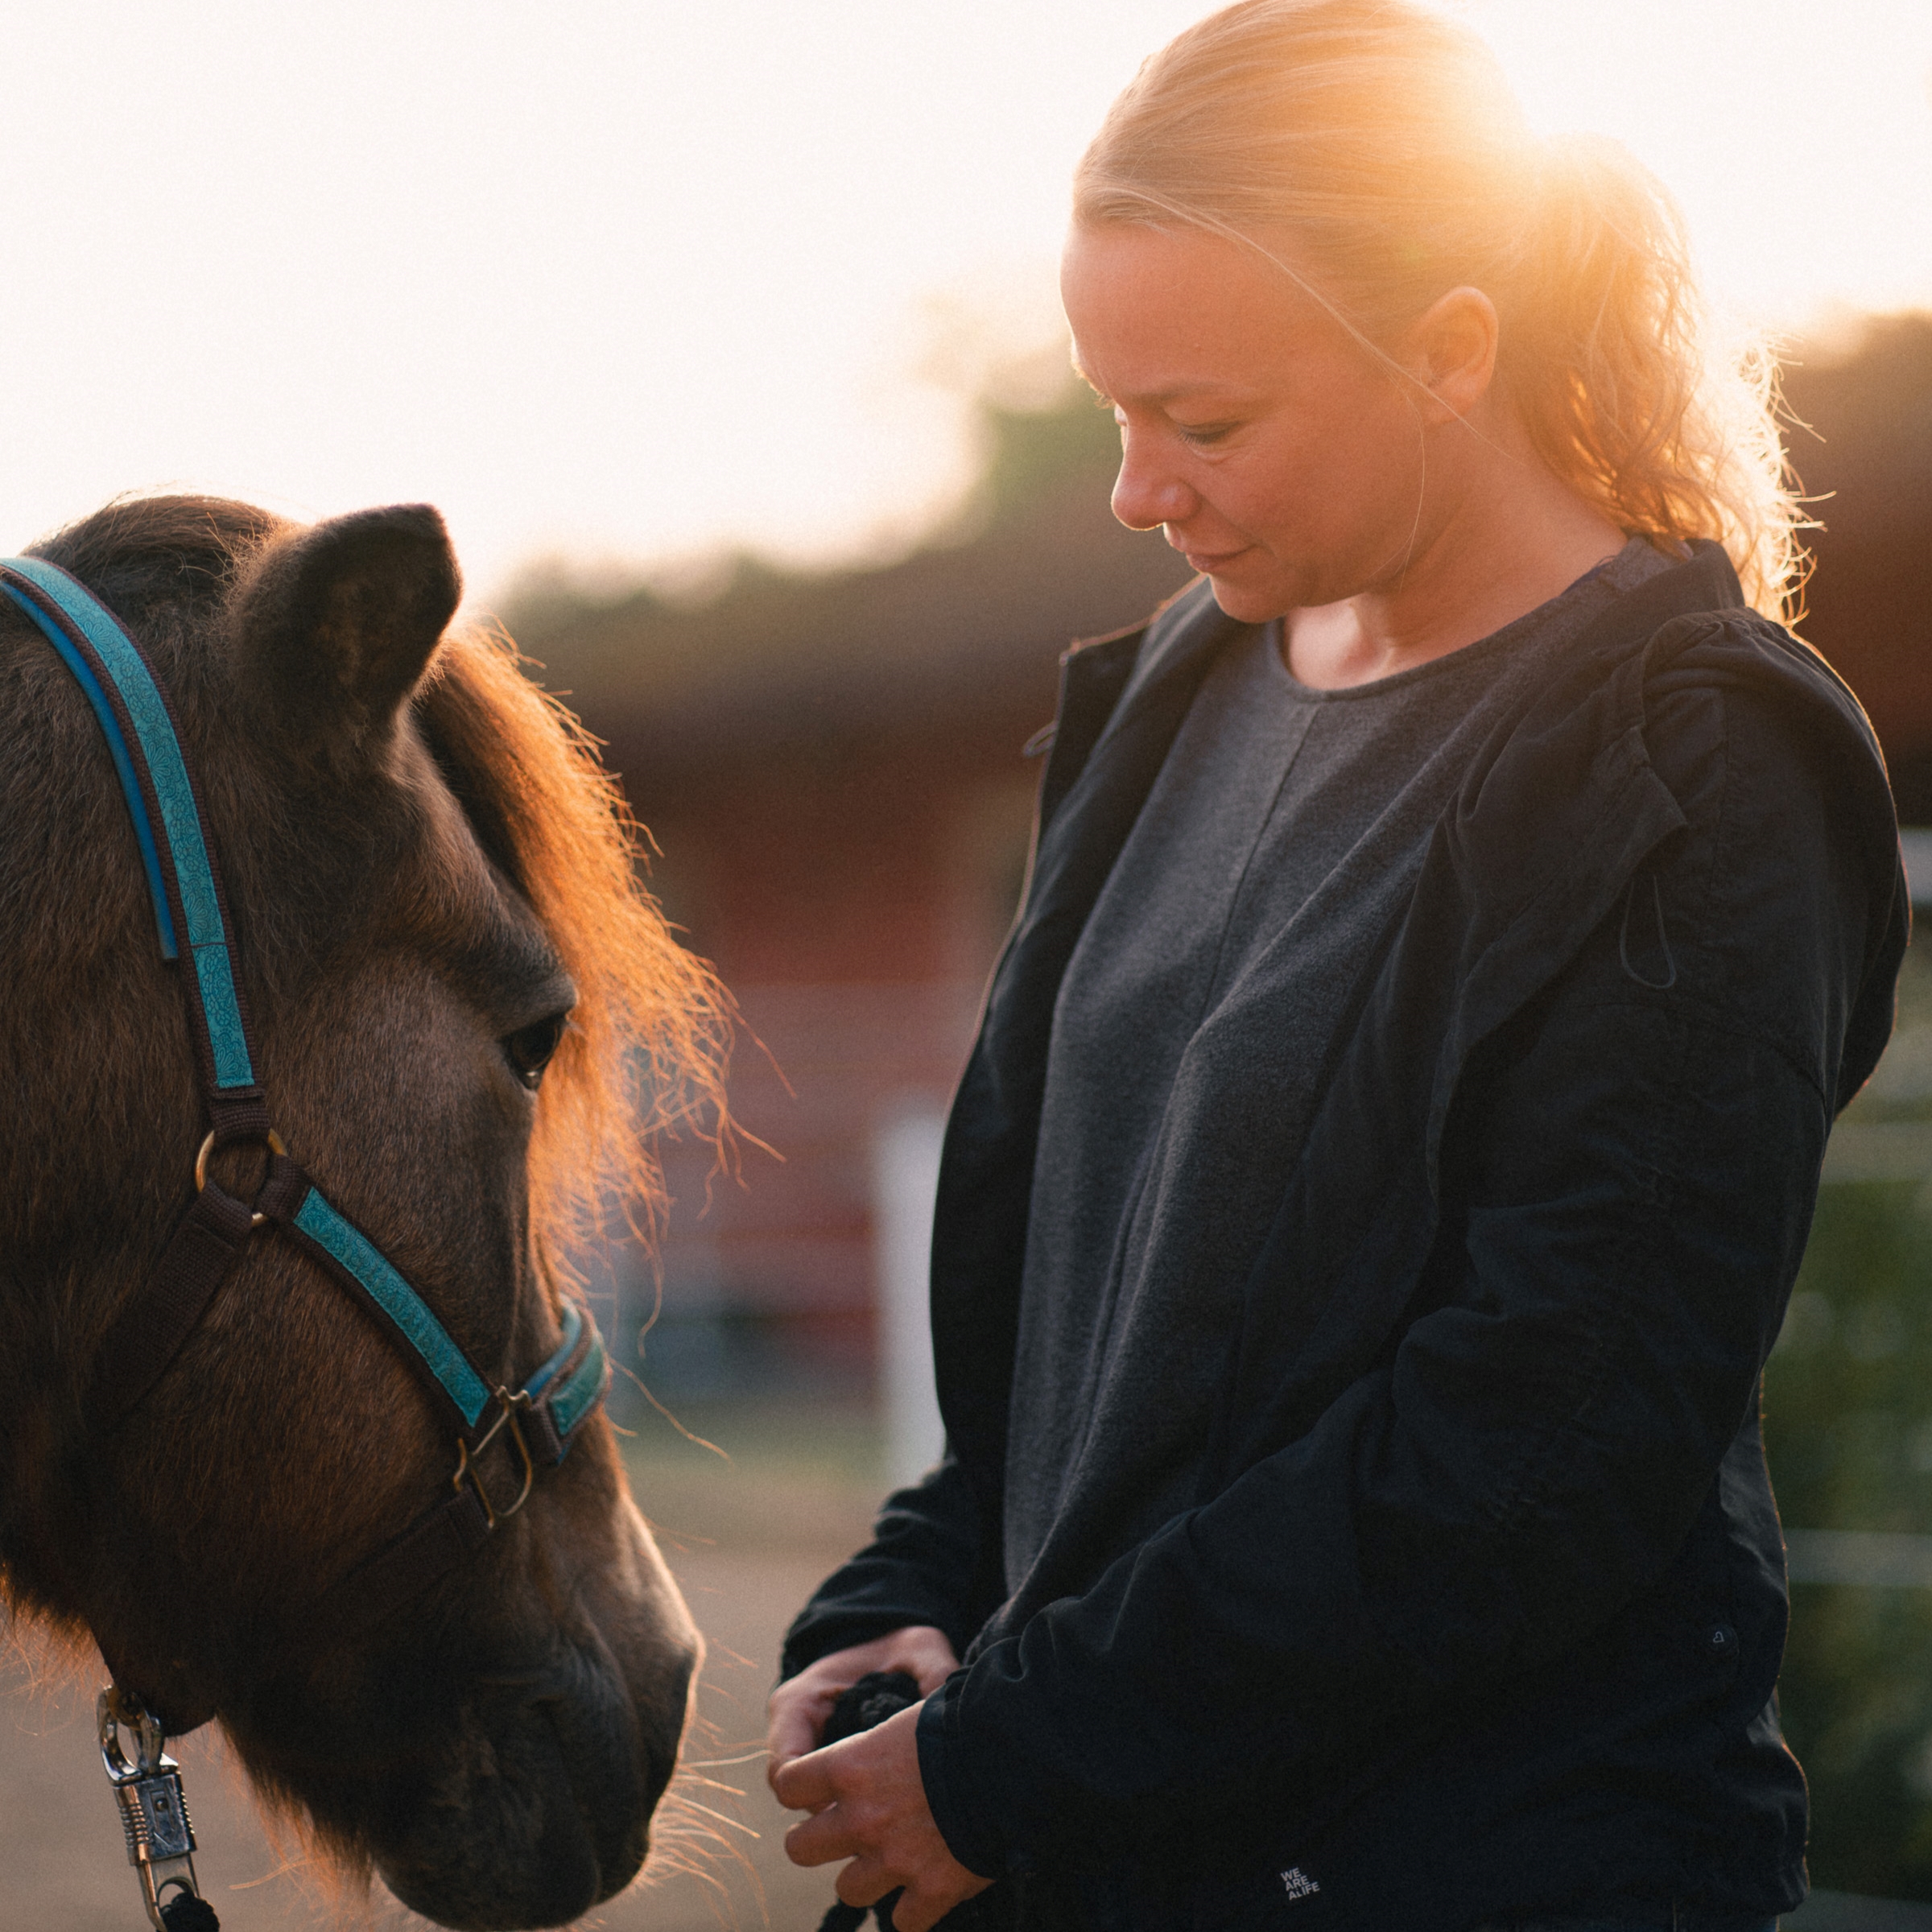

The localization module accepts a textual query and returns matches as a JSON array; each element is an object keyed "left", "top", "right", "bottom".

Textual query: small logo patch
[{"left": 1279, "top": 1867, "right": 1322, "bottom": 1901}]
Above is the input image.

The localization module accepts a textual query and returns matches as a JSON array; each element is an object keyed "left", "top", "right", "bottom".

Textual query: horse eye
[{"left": 502, "top": 1012, "right": 568, "bottom": 1092}]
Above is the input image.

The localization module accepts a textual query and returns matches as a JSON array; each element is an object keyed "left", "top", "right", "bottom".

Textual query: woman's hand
[
  {"left": 766, "top": 1624, "right": 960, "bottom": 1783},
  {"left": 771, "top": 1700, "right": 993, "bottom": 1932}
]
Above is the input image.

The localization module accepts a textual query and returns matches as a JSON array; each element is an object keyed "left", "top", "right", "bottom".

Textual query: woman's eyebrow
[
  {"left": 1104, "top": 381, "right": 1259, "bottom": 410},
  {"left": 1071, "top": 350, "right": 1262, "bottom": 411}
]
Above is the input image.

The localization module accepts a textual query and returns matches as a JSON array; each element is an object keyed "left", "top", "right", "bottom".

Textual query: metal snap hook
[{"left": 98, "top": 1687, "right": 213, "bottom": 1930}]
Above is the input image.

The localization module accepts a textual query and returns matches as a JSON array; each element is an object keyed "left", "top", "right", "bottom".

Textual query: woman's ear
[
  {"left": 1404, "top": 285, "right": 1501, "bottom": 424},
  {"left": 232, "top": 504, "right": 462, "bottom": 758}
]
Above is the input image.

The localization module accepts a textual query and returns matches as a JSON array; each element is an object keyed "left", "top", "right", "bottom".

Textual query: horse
[{"left": 0, "top": 493, "right": 731, "bottom": 1929}]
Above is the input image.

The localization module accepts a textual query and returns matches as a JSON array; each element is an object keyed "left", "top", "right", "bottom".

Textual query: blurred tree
[
  {"left": 497, "top": 361, "right": 1185, "bottom": 817},
  {"left": 1782, "top": 316, "right": 1932, "bottom": 816},
  {"left": 967, "top": 378, "right": 1121, "bottom": 529}
]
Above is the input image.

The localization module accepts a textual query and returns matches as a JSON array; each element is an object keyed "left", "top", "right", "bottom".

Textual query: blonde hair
[{"left": 1074, "top": 0, "right": 1802, "bottom": 621}]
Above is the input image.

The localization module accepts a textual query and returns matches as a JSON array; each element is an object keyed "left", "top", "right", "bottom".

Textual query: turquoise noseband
[{"left": 2, "top": 554, "right": 611, "bottom": 1652}]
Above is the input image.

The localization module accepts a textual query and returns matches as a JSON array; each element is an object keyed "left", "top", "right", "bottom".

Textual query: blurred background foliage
[{"left": 1771, "top": 937, "right": 1932, "bottom": 1901}]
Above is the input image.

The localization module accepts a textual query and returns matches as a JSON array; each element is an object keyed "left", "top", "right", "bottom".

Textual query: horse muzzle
[{"left": 371, "top": 1624, "right": 695, "bottom": 1931}]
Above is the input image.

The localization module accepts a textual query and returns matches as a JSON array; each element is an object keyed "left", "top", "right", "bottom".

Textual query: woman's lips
[{"left": 1179, "top": 544, "right": 1251, "bottom": 572}]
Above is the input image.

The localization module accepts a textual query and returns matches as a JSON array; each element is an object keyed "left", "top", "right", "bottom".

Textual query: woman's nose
[{"left": 1110, "top": 431, "right": 1197, "bottom": 533}]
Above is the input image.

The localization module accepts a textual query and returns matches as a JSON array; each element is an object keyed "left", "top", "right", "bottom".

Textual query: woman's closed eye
[
  {"left": 502, "top": 1011, "right": 569, "bottom": 1091},
  {"left": 1174, "top": 419, "right": 1240, "bottom": 448}
]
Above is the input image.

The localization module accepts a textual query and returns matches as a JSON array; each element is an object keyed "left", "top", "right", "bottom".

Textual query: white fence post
[{"left": 873, "top": 1107, "right": 948, "bottom": 1492}]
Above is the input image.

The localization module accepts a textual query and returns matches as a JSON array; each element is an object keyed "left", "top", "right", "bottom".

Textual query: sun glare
[
  {"left": 0, "top": 1, "right": 1925, "bottom": 593},
  {"left": 1465, "top": 0, "right": 1932, "bottom": 328}
]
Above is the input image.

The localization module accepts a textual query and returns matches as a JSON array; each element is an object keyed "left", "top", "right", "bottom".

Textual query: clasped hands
[{"left": 767, "top": 1624, "right": 994, "bottom": 1932}]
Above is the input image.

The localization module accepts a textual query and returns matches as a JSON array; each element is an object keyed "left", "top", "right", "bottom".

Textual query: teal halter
[{"left": 2, "top": 554, "right": 611, "bottom": 1663}]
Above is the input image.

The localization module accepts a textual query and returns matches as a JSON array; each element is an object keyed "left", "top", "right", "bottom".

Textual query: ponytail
[{"left": 1512, "top": 131, "right": 1798, "bottom": 619}]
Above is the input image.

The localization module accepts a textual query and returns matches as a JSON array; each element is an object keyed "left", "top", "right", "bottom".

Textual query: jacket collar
[
  {"left": 1080, "top": 575, "right": 1246, "bottom": 763},
  {"left": 1034, "top": 541, "right": 1754, "bottom": 954},
  {"left": 1096, "top": 538, "right": 1748, "bottom": 749}
]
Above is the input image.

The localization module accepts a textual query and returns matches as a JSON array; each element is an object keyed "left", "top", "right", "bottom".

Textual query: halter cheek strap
[{"left": 2, "top": 555, "right": 612, "bottom": 1661}]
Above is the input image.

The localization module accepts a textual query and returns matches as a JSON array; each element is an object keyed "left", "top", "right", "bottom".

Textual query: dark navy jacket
[{"left": 782, "top": 545, "right": 1909, "bottom": 1931}]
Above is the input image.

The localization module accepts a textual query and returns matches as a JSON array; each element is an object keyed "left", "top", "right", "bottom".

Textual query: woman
[{"left": 768, "top": 5, "right": 1907, "bottom": 1929}]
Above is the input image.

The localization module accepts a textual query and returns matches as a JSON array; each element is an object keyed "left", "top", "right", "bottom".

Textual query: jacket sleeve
[
  {"left": 780, "top": 1451, "right": 998, "bottom": 1679},
  {"left": 915, "top": 676, "right": 1891, "bottom": 1878}
]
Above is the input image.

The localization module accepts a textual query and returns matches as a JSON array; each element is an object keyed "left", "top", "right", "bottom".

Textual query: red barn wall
[{"left": 626, "top": 715, "right": 1040, "bottom": 1389}]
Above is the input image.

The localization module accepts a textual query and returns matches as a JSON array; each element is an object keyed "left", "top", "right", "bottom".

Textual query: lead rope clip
[{"left": 98, "top": 1686, "right": 220, "bottom": 1930}]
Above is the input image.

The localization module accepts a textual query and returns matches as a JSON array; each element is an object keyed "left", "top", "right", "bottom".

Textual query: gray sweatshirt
[{"left": 1000, "top": 539, "right": 1675, "bottom": 1620}]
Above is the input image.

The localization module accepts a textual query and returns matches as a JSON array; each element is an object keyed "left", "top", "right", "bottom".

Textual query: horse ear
[{"left": 236, "top": 504, "right": 462, "bottom": 745}]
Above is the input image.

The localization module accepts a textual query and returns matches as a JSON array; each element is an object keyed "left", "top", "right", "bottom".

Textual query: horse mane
[
  {"left": 29, "top": 491, "right": 733, "bottom": 1274},
  {"left": 414, "top": 625, "right": 734, "bottom": 1265}
]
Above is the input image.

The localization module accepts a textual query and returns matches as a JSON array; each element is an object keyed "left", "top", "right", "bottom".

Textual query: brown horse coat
[{"left": 1, "top": 495, "right": 728, "bottom": 1929}]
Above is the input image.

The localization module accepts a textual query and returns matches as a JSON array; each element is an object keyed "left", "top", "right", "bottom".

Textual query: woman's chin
[{"left": 1202, "top": 571, "right": 1291, "bottom": 626}]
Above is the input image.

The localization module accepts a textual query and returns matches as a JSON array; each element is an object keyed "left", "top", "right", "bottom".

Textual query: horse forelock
[{"left": 28, "top": 493, "right": 287, "bottom": 619}]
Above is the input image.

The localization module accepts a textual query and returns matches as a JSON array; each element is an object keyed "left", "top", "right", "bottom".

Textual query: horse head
[{"left": 0, "top": 495, "right": 730, "bottom": 1928}]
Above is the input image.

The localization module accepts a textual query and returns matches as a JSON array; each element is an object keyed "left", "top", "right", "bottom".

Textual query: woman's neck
[{"left": 1283, "top": 429, "right": 1633, "bottom": 691}]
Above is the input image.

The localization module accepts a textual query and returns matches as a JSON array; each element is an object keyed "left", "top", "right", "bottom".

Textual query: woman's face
[{"left": 1060, "top": 221, "right": 1434, "bottom": 625}]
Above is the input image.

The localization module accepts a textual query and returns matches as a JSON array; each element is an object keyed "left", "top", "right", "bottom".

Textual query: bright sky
[{"left": 2, "top": 2, "right": 1928, "bottom": 605}]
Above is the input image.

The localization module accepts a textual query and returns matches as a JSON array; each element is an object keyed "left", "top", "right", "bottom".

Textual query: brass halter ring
[
  {"left": 452, "top": 1387, "right": 537, "bottom": 1531},
  {"left": 193, "top": 1128, "right": 287, "bottom": 1228}
]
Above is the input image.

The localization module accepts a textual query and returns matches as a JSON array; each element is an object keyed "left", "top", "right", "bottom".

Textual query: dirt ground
[{"left": 0, "top": 1404, "right": 881, "bottom": 1932}]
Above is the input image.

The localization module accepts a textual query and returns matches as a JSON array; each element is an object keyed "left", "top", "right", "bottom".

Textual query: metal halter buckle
[
  {"left": 451, "top": 1387, "right": 536, "bottom": 1530},
  {"left": 193, "top": 1128, "right": 287, "bottom": 1229},
  {"left": 99, "top": 1686, "right": 209, "bottom": 1930}
]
